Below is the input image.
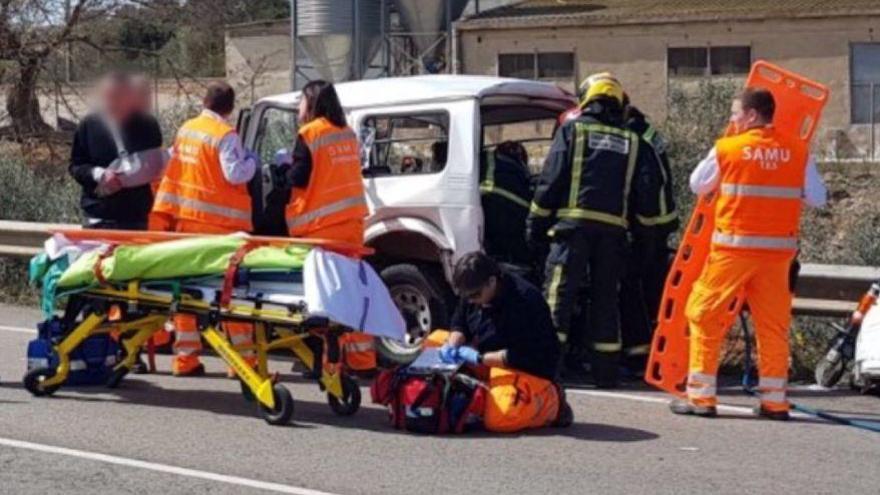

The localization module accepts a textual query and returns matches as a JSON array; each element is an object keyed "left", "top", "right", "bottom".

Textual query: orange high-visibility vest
[
  {"left": 285, "top": 117, "right": 367, "bottom": 243},
  {"left": 713, "top": 126, "right": 808, "bottom": 252},
  {"left": 152, "top": 113, "right": 252, "bottom": 232}
]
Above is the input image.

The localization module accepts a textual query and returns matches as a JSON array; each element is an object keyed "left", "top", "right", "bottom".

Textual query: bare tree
[{"left": 0, "top": 0, "right": 123, "bottom": 137}]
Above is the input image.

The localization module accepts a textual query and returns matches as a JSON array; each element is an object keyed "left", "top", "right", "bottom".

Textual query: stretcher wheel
[
  {"left": 327, "top": 376, "right": 361, "bottom": 416},
  {"left": 23, "top": 367, "right": 61, "bottom": 397},
  {"left": 815, "top": 354, "right": 846, "bottom": 388},
  {"left": 106, "top": 367, "right": 129, "bottom": 389},
  {"left": 258, "top": 384, "right": 295, "bottom": 425}
]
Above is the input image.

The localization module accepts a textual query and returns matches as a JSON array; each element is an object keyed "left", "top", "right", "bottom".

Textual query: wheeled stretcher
[{"left": 24, "top": 231, "right": 404, "bottom": 426}]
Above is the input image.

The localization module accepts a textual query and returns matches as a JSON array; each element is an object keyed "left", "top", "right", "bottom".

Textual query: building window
[
  {"left": 668, "top": 46, "right": 751, "bottom": 77},
  {"left": 851, "top": 43, "right": 880, "bottom": 125},
  {"left": 498, "top": 52, "right": 575, "bottom": 81}
]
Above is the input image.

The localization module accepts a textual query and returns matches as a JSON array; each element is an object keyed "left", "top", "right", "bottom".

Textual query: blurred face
[
  {"left": 97, "top": 77, "right": 136, "bottom": 122},
  {"left": 132, "top": 78, "right": 152, "bottom": 114},
  {"left": 461, "top": 276, "right": 498, "bottom": 306},
  {"left": 729, "top": 98, "right": 761, "bottom": 134}
]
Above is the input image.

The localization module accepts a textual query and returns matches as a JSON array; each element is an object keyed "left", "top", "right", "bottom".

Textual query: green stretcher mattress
[{"left": 56, "top": 235, "right": 310, "bottom": 290}]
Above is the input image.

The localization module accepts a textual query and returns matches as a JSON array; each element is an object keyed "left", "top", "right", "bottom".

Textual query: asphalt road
[{"left": 0, "top": 302, "right": 878, "bottom": 495}]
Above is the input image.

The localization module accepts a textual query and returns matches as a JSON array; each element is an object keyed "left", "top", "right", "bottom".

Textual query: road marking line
[
  {"left": 0, "top": 437, "right": 341, "bottom": 495},
  {"left": 567, "top": 388, "right": 811, "bottom": 418},
  {"left": 0, "top": 325, "right": 35, "bottom": 334}
]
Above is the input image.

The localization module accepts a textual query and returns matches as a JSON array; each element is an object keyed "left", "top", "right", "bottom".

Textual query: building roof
[
  {"left": 458, "top": 0, "right": 880, "bottom": 30},
  {"left": 258, "top": 75, "right": 575, "bottom": 110}
]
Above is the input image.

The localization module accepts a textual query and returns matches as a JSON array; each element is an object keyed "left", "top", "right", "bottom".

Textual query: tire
[
  {"left": 257, "top": 384, "right": 295, "bottom": 426},
  {"left": 327, "top": 376, "right": 362, "bottom": 416},
  {"left": 381, "top": 263, "right": 449, "bottom": 344},
  {"left": 105, "top": 367, "right": 129, "bottom": 389},
  {"left": 23, "top": 367, "right": 61, "bottom": 397},
  {"left": 374, "top": 336, "right": 421, "bottom": 367},
  {"left": 815, "top": 355, "right": 846, "bottom": 388}
]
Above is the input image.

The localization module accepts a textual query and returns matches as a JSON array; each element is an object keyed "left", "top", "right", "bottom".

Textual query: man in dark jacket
[
  {"left": 619, "top": 99, "right": 680, "bottom": 374},
  {"left": 69, "top": 73, "right": 163, "bottom": 230},
  {"left": 480, "top": 141, "right": 533, "bottom": 267},
  {"left": 527, "top": 74, "right": 662, "bottom": 387},
  {"left": 444, "top": 251, "right": 561, "bottom": 381}
]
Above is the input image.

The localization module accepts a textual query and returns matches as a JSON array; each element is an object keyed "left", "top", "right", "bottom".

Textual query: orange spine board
[{"left": 645, "top": 61, "right": 829, "bottom": 396}]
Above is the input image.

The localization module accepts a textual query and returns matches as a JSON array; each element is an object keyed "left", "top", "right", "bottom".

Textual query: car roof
[{"left": 257, "top": 75, "right": 576, "bottom": 110}]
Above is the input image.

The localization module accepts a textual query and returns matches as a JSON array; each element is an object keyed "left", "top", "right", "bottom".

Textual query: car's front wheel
[{"left": 381, "top": 263, "right": 448, "bottom": 344}]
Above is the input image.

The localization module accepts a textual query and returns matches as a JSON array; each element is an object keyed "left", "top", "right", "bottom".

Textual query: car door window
[
  {"left": 361, "top": 112, "right": 450, "bottom": 177},
  {"left": 254, "top": 106, "right": 298, "bottom": 165}
]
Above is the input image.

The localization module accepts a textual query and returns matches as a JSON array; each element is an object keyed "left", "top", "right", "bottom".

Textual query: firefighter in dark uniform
[
  {"left": 618, "top": 97, "right": 679, "bottom": 373},
  {"left": 480, "top": 141, "right": 533, "bottom": 267},
  {"left": 526, "top": 75, "right": 661, "bottom": 388}
]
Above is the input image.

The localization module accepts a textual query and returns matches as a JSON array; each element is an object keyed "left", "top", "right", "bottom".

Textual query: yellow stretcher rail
[{"left": 23, "top": 281, "right": 363, "bottom": 426}]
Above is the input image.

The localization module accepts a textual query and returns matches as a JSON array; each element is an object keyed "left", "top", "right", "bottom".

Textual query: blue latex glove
[
  {"left": 439, "top": 343, "right": 459, "bottom": 364},
  {"left": 244, "top": 148, "right": 260, "bottom": 165},
  {"left": 456, "top": 346, "right": 481, "bottom": 366}
]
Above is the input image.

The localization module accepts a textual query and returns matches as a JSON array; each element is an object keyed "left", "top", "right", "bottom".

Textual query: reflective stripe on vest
[
  {"left": 307, "top": 128, "right": 358, "bottom": 153},
  {"left": 155, "top": 191, "right": 251, "bottom": 222},
  {"left": 287, "top": 195, "right": 367, "bottom": 230},
  {"left": 480, "top": 153, "right": 530, "bottom": 209},
  {"left": 565, "top": 122, "right": 639, "bottom": 228},
  {"left": 720, "top": 183, "right": 803, "bottom": 199},
  {"left": 636, "top": 211, "right": 679, "bottom": 227},
  {"left": 712, "top": 232, "right": 799, "bottom": 250},
  {"left": 176, "top": 128, "right": 222, "bottom": 147}
]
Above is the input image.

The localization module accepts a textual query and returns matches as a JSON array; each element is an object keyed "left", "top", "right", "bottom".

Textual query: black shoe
[
  {"left": 552, "top": 401, "right": 574, "bottom": 428},
  {"left": 621, "top": 355, "right": 648, "bottom": 380},
  {"left": 669, "top": 399, "right": 717, "bottom": 417},
  {"left": 131, "top": 356, "right": 149, "bottom": 375},
  {"left": 591, "top": 364, "right": 620, "bottom": 389},
  {"left": 559, "top": 359, "right": 591, "bottom": 386},
  {"left": 754, "top": 406, "right": 790, "bottom": 421}
]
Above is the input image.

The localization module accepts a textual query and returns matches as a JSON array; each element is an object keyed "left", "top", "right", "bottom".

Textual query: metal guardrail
[{"left": 1, "top": 220, "right": 878, "bottom": 317}]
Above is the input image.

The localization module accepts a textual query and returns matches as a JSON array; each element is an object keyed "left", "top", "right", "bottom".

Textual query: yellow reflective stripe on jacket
[
  {"left": 480, "top": 153, "right": 530, "bottom": 209},
  {"left": 557, "top": 208, "right": 628, "bottom": 227},
  {"left": 621, "top": 132, "right": 639, "bottom": 223},
  {"left": 580, "top": 123, "right": 632, "bottom": 138},
  {"left": 593, "top": 341, "right": 622, "bottom": 352},
  {"left": 569, "top": 123, "right": 587, "bottom": 208},
  {"left": 636, "top": 211, "right": 679, "bottom": 227},
  {"left": 529, "top": 201, "right": 553, "bottom": 217}
]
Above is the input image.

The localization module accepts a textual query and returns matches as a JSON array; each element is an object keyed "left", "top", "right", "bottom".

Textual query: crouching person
[{"left": 436, "top": 252, "right": 573, "bottom": 432}]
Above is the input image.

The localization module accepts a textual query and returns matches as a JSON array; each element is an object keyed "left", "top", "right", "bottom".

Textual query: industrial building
[{"left": 226, "top": 0, "right": 880, "bottom": 159}]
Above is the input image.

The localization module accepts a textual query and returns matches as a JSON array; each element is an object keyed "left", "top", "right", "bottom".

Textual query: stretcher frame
[{"left": 25, "top": 276, "right": 365, "bottom": 426}]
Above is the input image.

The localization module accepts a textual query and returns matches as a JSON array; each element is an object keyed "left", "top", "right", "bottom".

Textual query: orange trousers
[
  {"left": 151, "top": 215, "right": 257, "bottom": 375},
  {"left": 684, "top": 248, "right": 793, "bottom": 412},
  {"left": 424, "top": 330, "right": 560, "bottom": 432}
]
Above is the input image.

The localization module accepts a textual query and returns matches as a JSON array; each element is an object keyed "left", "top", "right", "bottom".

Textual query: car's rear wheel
[{"left": 381, "top": 263, "right": 448, "bottom": 344}]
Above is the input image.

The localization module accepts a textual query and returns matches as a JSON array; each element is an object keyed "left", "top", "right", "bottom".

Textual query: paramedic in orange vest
[
  {"left": 671, "top": 88, "right": 827, "bottom": 420},
  {"left": 280, "top": 80, "right": 367, "bottom": 245},
  {"left": 151, "top": 82, "right": 258, "bottom": 376}
]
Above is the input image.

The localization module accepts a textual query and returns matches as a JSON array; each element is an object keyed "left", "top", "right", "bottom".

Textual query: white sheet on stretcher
[{"left": 303, "top": 249, "right": 406, "bottom": 341}]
